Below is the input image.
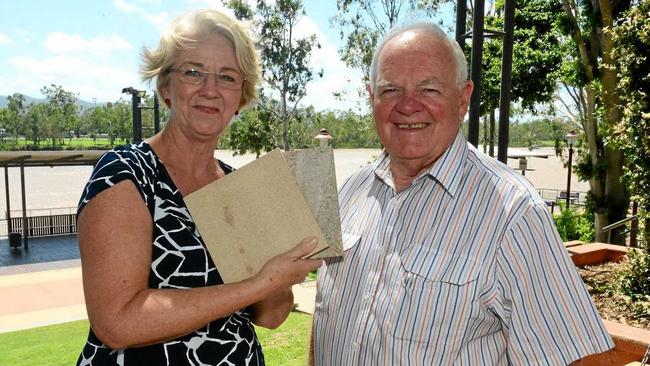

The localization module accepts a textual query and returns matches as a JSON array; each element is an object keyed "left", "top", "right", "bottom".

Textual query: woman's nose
[{"left": 198, "top": 76, "right": 222, "bottom": 98}]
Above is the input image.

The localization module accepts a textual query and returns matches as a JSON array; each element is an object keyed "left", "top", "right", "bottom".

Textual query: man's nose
[{"left": 396, "top": 93, "right": 424, "bottom": 115}]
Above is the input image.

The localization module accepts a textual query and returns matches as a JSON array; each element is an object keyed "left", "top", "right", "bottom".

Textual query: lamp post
[
  {"left": 314, "top": 128, "right": 333, "bottom": 147},
  {"left": 122, "top": 87, "right": 145, "bottom": 143},
  {"left": 122, "top": 88, "right": 161, "bottom": 142},
  {"left": 565, "top": 130, "right": 578, "bottom": 209}
]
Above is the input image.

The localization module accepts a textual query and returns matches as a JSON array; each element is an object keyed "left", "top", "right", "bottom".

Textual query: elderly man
[{"left": 311, "top": 22, "right": 613, "bottom": 365}]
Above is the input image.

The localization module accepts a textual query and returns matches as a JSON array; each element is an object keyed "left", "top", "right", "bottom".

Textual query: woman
[{"left": 75, "top": 9, "right": 322, "bottom": 365}]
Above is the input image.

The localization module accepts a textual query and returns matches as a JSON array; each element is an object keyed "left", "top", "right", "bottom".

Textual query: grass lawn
[{"left": 0, "top": 312, "right": 312, "bottom": 365}]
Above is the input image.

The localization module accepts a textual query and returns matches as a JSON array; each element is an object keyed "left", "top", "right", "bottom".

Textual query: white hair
[{"left": 369, "top": 22, "right": 468, "bottom": 90}]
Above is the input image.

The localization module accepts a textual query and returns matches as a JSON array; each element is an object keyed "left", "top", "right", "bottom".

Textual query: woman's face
[{"left": 162, "top": 33, "right": 243, "bottom": 142}]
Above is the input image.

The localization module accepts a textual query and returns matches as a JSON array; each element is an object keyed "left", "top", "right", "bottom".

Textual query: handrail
[
  {"left": 602, "top": 216, "right": 637, "bottom": 231},
  {"left": 602, "top": 215, "right": 638, "bottom": 244}
]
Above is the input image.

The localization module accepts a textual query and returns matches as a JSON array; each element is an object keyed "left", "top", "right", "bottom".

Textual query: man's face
[{"left": 370, "top": 31, "right": 473, "bottom": 168}]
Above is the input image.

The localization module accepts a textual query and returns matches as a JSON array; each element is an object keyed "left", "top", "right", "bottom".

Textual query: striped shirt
[{"left": 313, "top": 131, "right": 613, "bottom": 365}]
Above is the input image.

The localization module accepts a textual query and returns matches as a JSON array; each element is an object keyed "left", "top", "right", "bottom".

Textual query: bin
[{"left": 8, "top": 232, "right": 21, "bottom": 249}]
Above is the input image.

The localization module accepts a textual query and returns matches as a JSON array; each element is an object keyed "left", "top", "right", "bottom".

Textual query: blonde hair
[{"left": 141, "top": 9, "right": 260, "bottom": 109}]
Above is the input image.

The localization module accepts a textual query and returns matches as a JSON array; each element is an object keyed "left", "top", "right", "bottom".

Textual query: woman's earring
[
  {"left": 235, "top": 110, "right": 239, "bottom": 116},
  {"left": 164, "top": 98, "right": 171, "bottom": 107}
]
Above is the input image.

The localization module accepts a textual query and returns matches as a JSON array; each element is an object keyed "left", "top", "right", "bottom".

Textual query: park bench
[{"left": 556, "top": 191, "right": 579, "bottom": 204}]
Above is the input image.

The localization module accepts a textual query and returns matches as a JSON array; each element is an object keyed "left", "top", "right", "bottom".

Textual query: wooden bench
[{"left": 557, "top": 190, "right": 579, "bottom": 203}]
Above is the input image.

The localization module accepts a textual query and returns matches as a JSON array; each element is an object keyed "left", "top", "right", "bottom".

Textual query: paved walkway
[{"left": 0, "top": 235, "right": 317, "bottom": 334}]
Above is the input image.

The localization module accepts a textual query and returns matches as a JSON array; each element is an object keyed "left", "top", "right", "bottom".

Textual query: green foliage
[
  {"left": 553, "top": 206, "right": 595, "bottom": 242},
  {"left": 330, "top": 0, "right": 443, "bottom": 84},
  {"left": 0, "top": 85, "right": 138, "bottom": 150},
  {"left": 481, "top": 0, "right": 564, "bottom": 113},
  {"left": 610, "top": 0, "right": 650, "bottom": 243},
  {"left": 250, "top": 0, "right": 321, "bottom": 150},
  {"left": 225, "top": 100, "right": 277, "bottom": 157},
  {"left": 617, "top": 248, "right": 650, "bottom": 299},
  {"left": 40, "top": 84, "right": 79, "bottom": 147}
]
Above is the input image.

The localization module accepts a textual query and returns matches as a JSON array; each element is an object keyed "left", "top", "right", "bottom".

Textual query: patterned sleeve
[
  {"left": 492, "top": 202, "right": 614, "bottom": 365},
  {"left": 77, "top": 146, "right": 156, "bottom": 216}
]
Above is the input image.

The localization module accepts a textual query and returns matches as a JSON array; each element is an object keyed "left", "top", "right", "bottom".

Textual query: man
[{"left": 311, "top": 22, "right": 613, "bottom": 365}]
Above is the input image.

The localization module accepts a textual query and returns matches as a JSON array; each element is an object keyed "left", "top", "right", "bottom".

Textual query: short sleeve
[
  {"left": 492, "top": 202, "right": 614, "bottom": 365},
  {"left": 77, "top": 145, "right": 156, "bottom": 216}
]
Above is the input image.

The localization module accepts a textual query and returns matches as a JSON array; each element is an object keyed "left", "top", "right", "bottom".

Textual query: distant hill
[{"left": 0, "top": 95, "right": 97, "bottom": 110}]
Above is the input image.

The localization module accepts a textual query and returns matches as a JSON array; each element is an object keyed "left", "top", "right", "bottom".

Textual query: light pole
[
  {"left": 122, "top": 87, "right": 146, "bottom": 143},
  {"left": 565, "top": 130, "right": 578, "bottom": 209},
  {"left": 122, "top": 88, "right": 161, "bottom": 142},
  {"left": 314, "top": 128, "right": 333, "bottom": 147}
]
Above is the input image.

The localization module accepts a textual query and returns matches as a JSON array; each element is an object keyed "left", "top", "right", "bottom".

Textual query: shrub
[
  {"left": 617, "top": 248, "right": 650, "bottom": 299},
  {"left": 553, "top": 206, "right": 595, "bottom": 242}
]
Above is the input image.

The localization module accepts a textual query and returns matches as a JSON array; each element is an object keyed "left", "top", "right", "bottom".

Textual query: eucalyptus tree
[
  {"left": 330, "top": 0, "right": 446, "bottom": 86},
  {"left": 40, "top": 84, "right": 79, "bottom": 146},
  {"left": 225, "top": 0, "right": 321, "bottom": 151},
  {"left": 5, "top": 93, "right": 28, "bottom": 143},
  {"left": 559, "top": 0, "right": 630, "bottom": 243}
]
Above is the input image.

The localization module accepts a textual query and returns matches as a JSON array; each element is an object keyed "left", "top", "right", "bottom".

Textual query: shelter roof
[{"left": 0, "top": 150, "right": 106, "bottom": 167}]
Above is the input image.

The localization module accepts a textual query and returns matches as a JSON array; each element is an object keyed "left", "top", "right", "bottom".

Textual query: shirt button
[{"left": 352, "top": 342, "right": 360, "bottom": 349}]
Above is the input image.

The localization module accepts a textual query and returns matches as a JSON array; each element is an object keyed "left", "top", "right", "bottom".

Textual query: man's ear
[{"left": 458, "top": 80, "right": 474, "bottom": 121}]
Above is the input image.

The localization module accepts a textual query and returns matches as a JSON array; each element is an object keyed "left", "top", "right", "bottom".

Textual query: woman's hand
[
  {"left": 249, "top": 237, "right": 323, "bottom": 328},
  {"left": 254, "top": 237, "right": 323, "bottom": 293}
]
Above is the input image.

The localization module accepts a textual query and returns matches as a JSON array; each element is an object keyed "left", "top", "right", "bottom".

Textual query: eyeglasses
[{"left": 169, "top": 67, "right": 245, "bottom": 90}]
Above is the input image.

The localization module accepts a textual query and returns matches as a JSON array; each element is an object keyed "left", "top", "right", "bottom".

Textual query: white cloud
[
  {"left": 0, "top": 32, "right": 10, "bottom": 44},
  {"left": 114, "top": 0, "right": 139, "bottom": 13},
  {"left": 295, "top": 16, "right": 367, "bottom": 111},
  {"left": 113, "top": 0, "right": 184, "bottom": 35},
  {"left": 45, "top": 32, "right": 133, "bottom": 58},
  {"left": 5, "top": 56, "right": 141, "bottom": 103}
]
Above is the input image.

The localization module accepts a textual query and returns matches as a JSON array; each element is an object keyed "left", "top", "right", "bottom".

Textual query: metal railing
[
  {"left": 602, "top": 215, "right": 638, "bottom": 245},
  {"left": 2, "top": 207, "right": 77, "bottom": 238}
]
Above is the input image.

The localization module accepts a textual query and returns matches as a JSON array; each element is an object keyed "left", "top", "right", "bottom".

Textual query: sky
[
  {"left": 0, "top": 0, "right": 367, "bottom": 112},
  {"left": 0, "top": 0, "right": 456, "bottom": 112}
]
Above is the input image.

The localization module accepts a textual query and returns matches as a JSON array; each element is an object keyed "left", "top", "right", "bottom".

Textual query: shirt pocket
[{"left": 389, "top": 244, "right": 480, "bottom": 344}]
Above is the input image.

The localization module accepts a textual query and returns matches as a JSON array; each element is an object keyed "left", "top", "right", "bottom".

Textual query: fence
[{"left": 1, "top": 207, "right": 77, "bottom": 238}]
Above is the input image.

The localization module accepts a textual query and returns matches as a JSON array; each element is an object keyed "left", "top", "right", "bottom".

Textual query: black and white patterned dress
[{"left": 76, "top": 142, "right": 264, "bottom": 366}]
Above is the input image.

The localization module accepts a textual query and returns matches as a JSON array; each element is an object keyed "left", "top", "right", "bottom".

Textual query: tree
[
  {"left": 226, "top": 96, "right": 278, "bottom": 157},
  {"left": 559, "top": 0, "right": 630, "bottom": 243},
  {"left": 225, "top": 0, "right": 321, "bottom": 151},
  {"left": 23, "top": 103, "right": 48, "bottom": 146},
  {"left": 330, "top": 0, "right": 445, "bottom": 85},
  {"left": 40, "top": 84, "right": 79, "bottom": 146},
  {"left": 480, "top": 0, "right": 564, "bottom": 113},
  {"left": 6, "top": 93, "right": 28, "bottom": 143},
  {"left": 256, "top": 0, "right": 321, "bottom": 150},
  {"left": 610, "top": 0, "right": 650, "bottom": 245}
]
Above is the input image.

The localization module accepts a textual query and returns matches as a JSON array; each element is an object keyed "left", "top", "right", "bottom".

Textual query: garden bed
[
  {"left": 571, "top": 244, "right": 650, "bottom": 365},
  {"left": 578, "top": 261, "right": 650, "bottom": 330}
]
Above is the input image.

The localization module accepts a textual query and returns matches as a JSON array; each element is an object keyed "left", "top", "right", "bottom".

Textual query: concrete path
[{"left": 0, "top": 260, "right": 317, "bottom": 334}]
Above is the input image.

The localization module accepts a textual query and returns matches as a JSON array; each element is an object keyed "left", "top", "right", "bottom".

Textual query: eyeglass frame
[{"left": 167, "top": 66, "right": 246, "bottom": 90}]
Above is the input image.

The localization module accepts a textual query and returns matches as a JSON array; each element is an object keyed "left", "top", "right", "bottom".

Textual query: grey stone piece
[{"left": 283, "top": 147, "right": 343, "bottom": 258}]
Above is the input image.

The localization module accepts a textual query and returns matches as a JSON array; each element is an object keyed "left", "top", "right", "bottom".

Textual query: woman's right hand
[{"left": 255, "top": 236, "right": 323, "bottom": 292}]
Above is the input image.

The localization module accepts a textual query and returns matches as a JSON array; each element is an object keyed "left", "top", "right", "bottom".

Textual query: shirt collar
[{"left": 373, "top": 129, "right": 468, "bottom": 197}]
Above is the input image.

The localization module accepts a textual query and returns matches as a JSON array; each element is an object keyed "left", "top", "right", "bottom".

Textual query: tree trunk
[
  {"left": 599, "top": 0, "right": 628, "bottom": 244},
  {"left": 562, "top": 0, "right": 629, "bottom": 244},
  {"left": 281, "top": 91, "right": 289, "bottom": 151}
]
